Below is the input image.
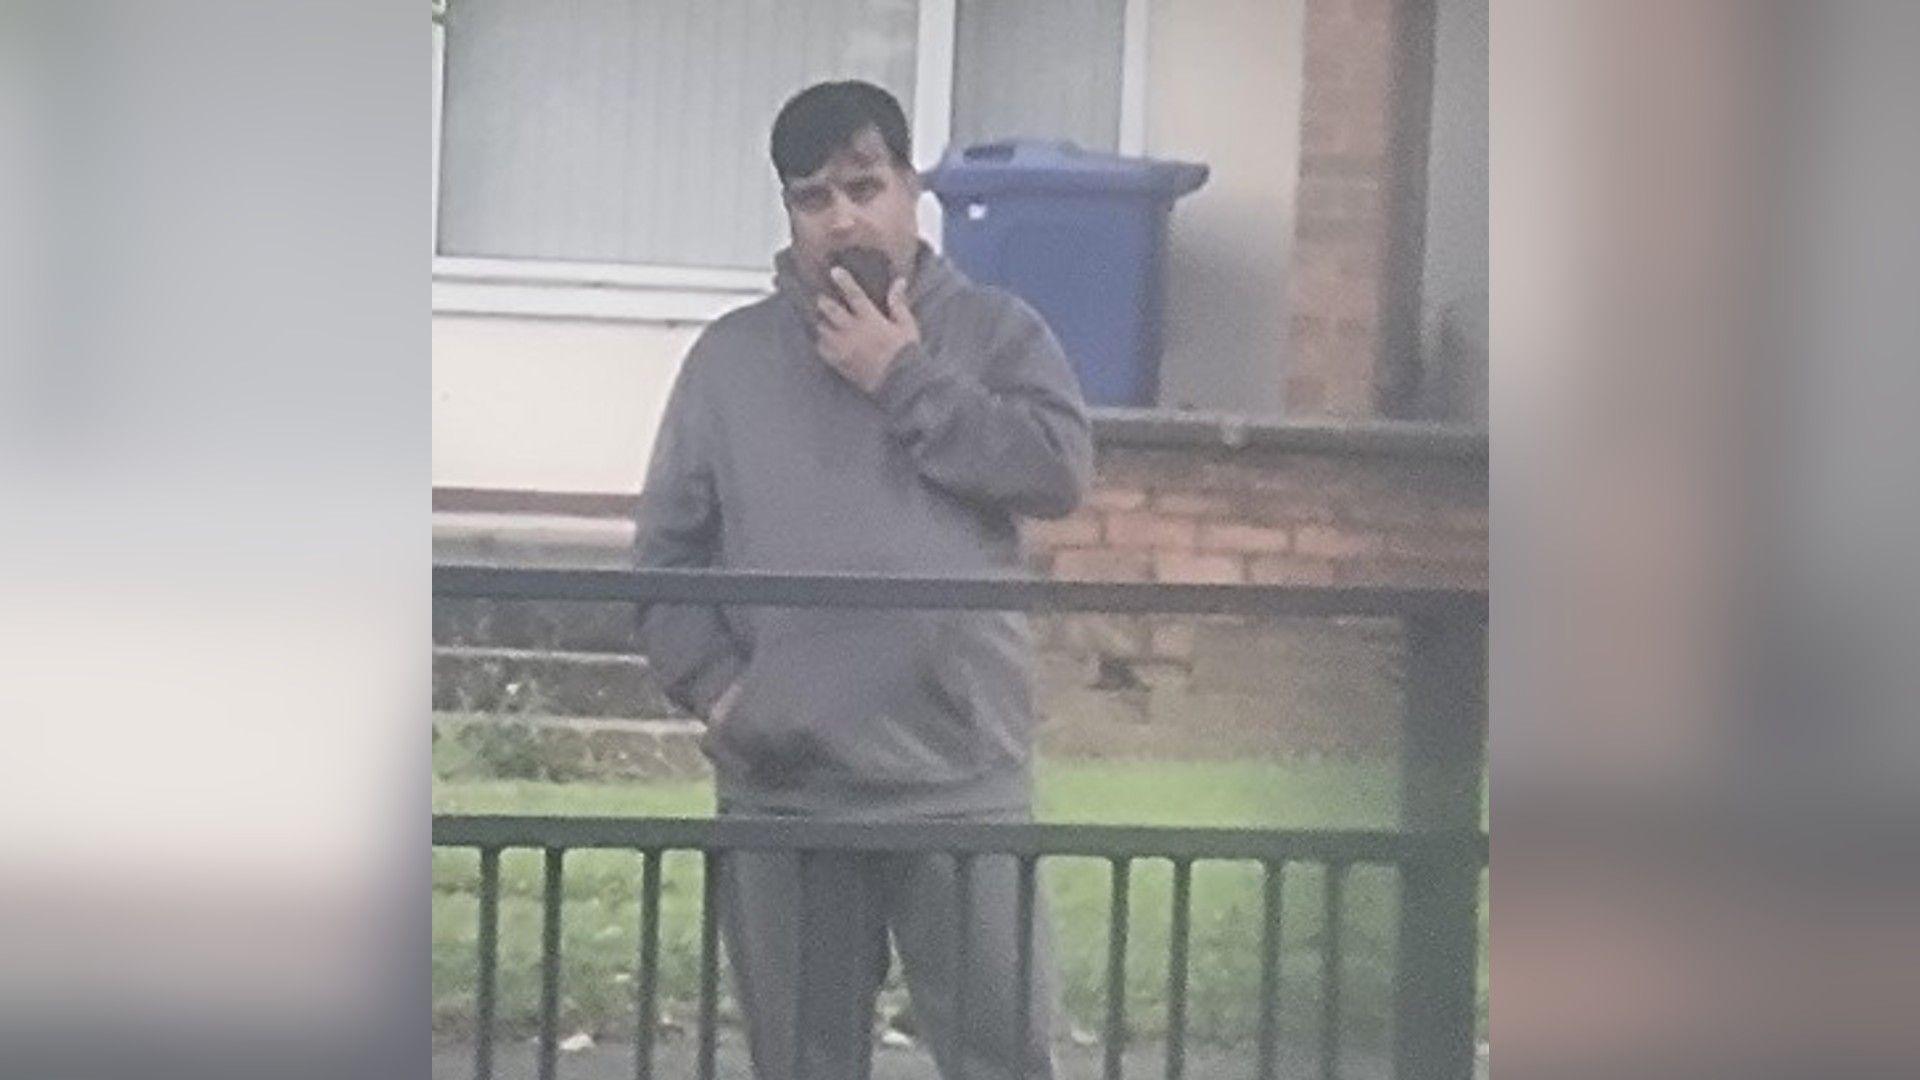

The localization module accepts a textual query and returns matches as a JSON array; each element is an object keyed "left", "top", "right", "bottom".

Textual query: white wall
[
  {"left": 1147, "top": 0, "right": 1304, "bottom": 417},
  {"left": 432, "top": 314, "right": 700, "bottom": 492}
]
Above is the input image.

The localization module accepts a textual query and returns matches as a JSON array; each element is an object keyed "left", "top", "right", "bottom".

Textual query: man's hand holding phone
[{"left": 815, "top": 255, "right": 918, "bottom": 395}]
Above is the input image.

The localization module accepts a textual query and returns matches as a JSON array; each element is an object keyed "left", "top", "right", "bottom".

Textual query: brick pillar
[{"left": 1286, "top": 0, "right": 1432, "bottom": 417}]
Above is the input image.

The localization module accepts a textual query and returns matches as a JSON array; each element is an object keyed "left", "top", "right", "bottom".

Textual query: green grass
[{"left": 432, "top": 760, "right": 1485, "bottom": 1046}]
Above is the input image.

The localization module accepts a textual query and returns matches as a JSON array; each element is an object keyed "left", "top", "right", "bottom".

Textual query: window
[
  {"left": 953, "top": 0, "right": 1128, "bottom": 153},
  {"left": 433, "top": 0, "right": 1146, "bottom": 320}
]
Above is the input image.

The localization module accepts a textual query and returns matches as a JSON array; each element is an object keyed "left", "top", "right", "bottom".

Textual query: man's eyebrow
[{"left": 787, "top": 165, "right": 884, "bottom": 192}]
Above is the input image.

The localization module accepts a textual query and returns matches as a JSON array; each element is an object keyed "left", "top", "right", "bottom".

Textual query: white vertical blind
[
  {"left": 437, "top": 0, "right": 920, "bottom": 269},
  {"left": 951, "top": 0, "right": 1125, "bottom": 153}
]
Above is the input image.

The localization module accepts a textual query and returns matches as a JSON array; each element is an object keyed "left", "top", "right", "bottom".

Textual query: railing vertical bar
[
  {"left": 1104, "top": 857, "right": 1131, "bottom": 1080},
  {"left": 1396, "top": 613, "right": 1488, "bottom": 1080},
  {"left": 1014, "top": 855, "right": 1037, "bottom": 1071},
  {"left": 634, "top": 849, "right": 663, "bottom": 1080},
  {"left": 953, "top": 852, "right": 975, "bottom": 1080},
  {"left": 539, "top": 848, "right": 564, "bottom": 1080},
  {"left": 698, "top": 850, "right": 723, "bottom": 1080},
  {"left": 792, "top": 851, "right": 811, "bottom": 1080},
  {"left": 1256, "top": 861, "right": 1284, "bottom": 1080},
  {"left": 474, "top": 847, "right": 501, "bottom": 1080},
  {"left": 1320, "top": 864, "right": 1346, "bottom": 1080},
  {"left": 1165, "top": 858, "right": 1193, "bottom": 1080}
]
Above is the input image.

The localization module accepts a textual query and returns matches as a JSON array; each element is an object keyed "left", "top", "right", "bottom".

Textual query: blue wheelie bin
[{"left": 923, "top": 140, "right": 1208, "bottom": 407}]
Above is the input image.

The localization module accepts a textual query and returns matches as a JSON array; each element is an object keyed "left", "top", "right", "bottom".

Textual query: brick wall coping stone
[{"left": 1089, "top": 408, "right": 1486, "bottom": 462}]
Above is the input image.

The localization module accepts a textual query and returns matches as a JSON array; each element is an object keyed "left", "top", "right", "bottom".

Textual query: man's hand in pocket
[{"left": 708, "top": 680, "right": 744, "bottom": 726}]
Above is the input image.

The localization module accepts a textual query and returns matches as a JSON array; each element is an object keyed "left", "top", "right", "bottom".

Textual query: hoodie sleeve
[
  {"left": 871, "top": 295, "right": 1094, "bottom": 519},
  {"left": 632, "top": 344, "right": 746, "bottom": 718}
]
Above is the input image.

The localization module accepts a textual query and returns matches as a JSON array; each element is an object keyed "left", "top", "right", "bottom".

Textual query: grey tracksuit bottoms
[{"left": 717, "top": 811, "right": 1059, "bottom": 1080}]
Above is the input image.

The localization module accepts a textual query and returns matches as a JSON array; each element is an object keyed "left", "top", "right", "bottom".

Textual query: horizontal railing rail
[
  {"left": 434, "top": 564, "right": 1487, "bottom": 618},
  {"left": 435, "top": 814, "right": 1487, "bottom": 863}
]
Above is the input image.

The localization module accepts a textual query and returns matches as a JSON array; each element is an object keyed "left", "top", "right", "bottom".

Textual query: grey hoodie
[{"left": 634, "top": 244, "right": 1093, "bottom": 817}]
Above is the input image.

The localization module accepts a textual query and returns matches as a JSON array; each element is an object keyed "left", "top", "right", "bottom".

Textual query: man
[{"left": 633, "top": 80, "right": 1093, "bottom": 1080}]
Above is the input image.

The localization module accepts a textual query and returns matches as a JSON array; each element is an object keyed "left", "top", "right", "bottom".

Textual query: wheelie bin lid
[{"left": 922, "top": 139, "right": 1209, "bottom": 199}]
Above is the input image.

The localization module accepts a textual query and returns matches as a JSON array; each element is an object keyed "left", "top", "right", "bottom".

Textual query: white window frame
[{"left": 432, "top": 0, "right": 1148, "bottom": 322}]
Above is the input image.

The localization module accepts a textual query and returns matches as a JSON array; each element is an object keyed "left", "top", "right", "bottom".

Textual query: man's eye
[
  {"left": 790, "top": 189, "right": 831, "bottom": 212},
  {"left": 846, "top": 181, "right": 882, "bottom": 202}
]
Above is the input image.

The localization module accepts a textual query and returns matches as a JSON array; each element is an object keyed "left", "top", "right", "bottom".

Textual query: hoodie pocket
[{"left": 705, "top": 610, "right": 1015, "bottom": 787}]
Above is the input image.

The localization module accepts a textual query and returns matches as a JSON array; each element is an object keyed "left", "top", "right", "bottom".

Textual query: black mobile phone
[{"left": 828, "top": 246, "right": 894, "bottom": 316}]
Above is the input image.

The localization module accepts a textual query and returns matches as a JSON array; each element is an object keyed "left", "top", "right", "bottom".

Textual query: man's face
[{"left": 781, "top": 126, "right": 922, "bottom": 292}]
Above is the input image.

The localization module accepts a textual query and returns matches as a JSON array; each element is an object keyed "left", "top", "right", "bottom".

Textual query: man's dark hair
[{"left": 770, "top": 80, "right": 912, "bottom": 184}]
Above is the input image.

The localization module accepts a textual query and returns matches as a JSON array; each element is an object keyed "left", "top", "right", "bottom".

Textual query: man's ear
[{"left": 899, "top": 162, "right": 922, "bottom": 197}]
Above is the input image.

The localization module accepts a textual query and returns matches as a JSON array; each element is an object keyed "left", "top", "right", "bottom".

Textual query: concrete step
[
  {"left": 433, "top": 513, "right": 644, "bottom": 653},
  {"left": 434, "top": 597, "right": 643, "bottom": 653},
  {"left": 433, "top": 644, "right": 681, "bottom": 719},
  {"left": 434, "top": 713, "right": 710, "bottom": 782},
  {"left": 434, "top": 512, "right": 634, "bottom": 571}
]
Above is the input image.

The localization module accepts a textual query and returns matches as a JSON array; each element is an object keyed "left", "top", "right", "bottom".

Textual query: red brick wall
[
  {"left": 1028, "top": 444, "right": 1487, "bottom": 589},
  {"left": 1286, "top": 0, "right": 1401, "bottom": 416},
  {"left": 1023, "top": 437, "right": 1484, "bottom": 758}
]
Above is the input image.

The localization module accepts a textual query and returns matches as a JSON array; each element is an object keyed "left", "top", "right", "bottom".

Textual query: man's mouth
[{"left": 827, "top": 245, "right": 895, "bottom": 314}]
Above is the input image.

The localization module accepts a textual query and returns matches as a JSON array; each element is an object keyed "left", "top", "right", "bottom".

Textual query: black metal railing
[
  {"left": 433, "top": 566, "right": 1488, "bottom": 1080},
  {"left": 432, "top": 816, "right": 1487, "bottom": 1080}
]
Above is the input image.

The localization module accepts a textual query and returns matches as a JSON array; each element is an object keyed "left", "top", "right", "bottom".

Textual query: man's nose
[{"left": 825, "top": 193, "right": 858, "bottom": 234}]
